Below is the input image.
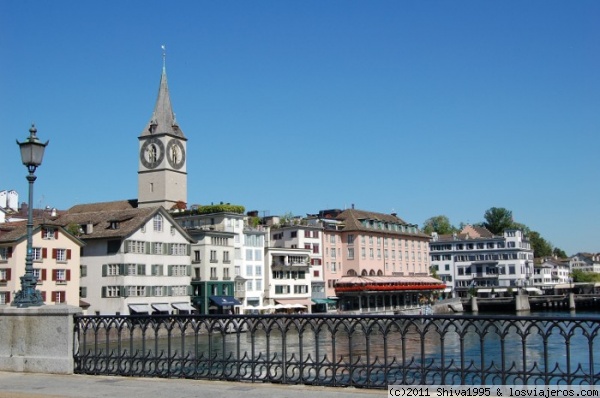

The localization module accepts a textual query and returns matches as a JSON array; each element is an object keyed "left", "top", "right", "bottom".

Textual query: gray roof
[
  {"left": 335, "top": 208, "right": 429, "bottom": 238},
  {"left": 50, "top": 200, "right": 194, "bottom": 242},
  {"left": 139, "top": 66, "right": 186, "bottom": 139}
]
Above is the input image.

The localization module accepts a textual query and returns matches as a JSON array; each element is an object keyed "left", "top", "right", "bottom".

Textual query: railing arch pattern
[{"left": 74, "top": 314, "right": 600, "bottom": 388}]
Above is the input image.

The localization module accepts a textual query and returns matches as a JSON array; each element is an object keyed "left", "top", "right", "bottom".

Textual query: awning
[
  {"left": 478, "top": 289, "right": 492, "bottom": 293},
  {"left": 275, "top": 298, "right": 313, "bottom": 308},
  {"left": 151, "top": 303, "right": 172, "bottom": 312},
  {"left": 312, "top": 298, "right": 337, "bottom": 305},
  {"left": 172, "top": 302, "right": 196, "bottom": 312},
  {"left": 524, "top": 287, "right": 543, "bottom": 294},
  {"left": 209, "top": 296, "right": 242, "bottom": 306},
  {"left": 443, "top": 287, "right": 452, "bottom": 293},
  {"left": 128, "top": 304, "right": 151, "bottom": 313}
]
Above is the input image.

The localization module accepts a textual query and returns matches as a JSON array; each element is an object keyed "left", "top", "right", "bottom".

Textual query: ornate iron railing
[{"left": 73, "top": 314, "right": 600, "bottom": 388}]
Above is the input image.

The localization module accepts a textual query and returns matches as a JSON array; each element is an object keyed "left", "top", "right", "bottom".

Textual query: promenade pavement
[{"left": 0, "top": 372, "right": 382, "bottom": 398}]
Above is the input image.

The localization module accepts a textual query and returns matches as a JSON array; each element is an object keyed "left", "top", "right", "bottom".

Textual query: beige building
[{"left": 0, "top": 222, "right": 84, "bottom": 306}]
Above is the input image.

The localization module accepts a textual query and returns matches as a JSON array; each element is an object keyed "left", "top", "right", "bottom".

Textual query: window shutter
[
  {"left": 119, "top": 264, "right": 125, "bottom": 275},
  {"left": 120, "top": 286, "right": 126, "bottom": 297},
  {"left": 42, "top": 269, "right": 47, "bottom": 280},
  {"left": 168, "top": 265, "right": 173, "bottom": 276},
  {"left": 187, "top": 265, "right": 191, "bottom": 277},
  {"left": 187, "top": 285, "right": 193, "bottom": 295},
  {"left": 42, "top": 248, "right": 47, "bottom": 258},
  {"left": 102, "top": 264, "right": 107, "bottom": 277},
  {"left": 52, "top": 270, "right": 57, "bottom": 281},
  {"left": 168, "top": 286, "right": 173, "bottom": 296},
  {"left": 6, "top": 292, "right": 10, "bottom": 303},
  {"left": 138, "top": 264, "right": 145, "bottom": 275},
  {"left": 52, "top": 249, "right": 57, "bottom": 259},
  {"left": 187, "top": 244, "right": 191, "bottom": 256},
  {"left": 6, "top": 269, "right": 11, "bottom": 281},
  {"left": 145, "top": 242, "right": 150, "bottom": 254},
  {"left": 163, "top": 243, "right": 168, "bottom": 254},
  {"left": 66, "top": 270, "right": 71, "bottom": 281},
  {"left": 7, "top": 247, "right": 12, "bottom": 258},
  {"left": 101, "top": 287, "right": 106, "bottom": 298},
  {"left": 51, "top": 291, "right": 56, "bottom": 302},
  {"left": 66, "top": 249, "right": 71, "bottom": 260},
  {"left": 124, "top": 241, "right": 130, "bottom": 253},
  {"left": 63, "top": 291, "right": 67, "bottom": 303},
  {"left": 41, "top": 291, "right": 46, "bottom": 301},
  {"left": 146, "top": 288, "right": 152, "bottom": 297},
  {"left": 54, "top": 230, "right": 59, "bottom": 239}
]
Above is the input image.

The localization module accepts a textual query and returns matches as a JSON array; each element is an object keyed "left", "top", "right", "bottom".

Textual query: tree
[
  {"left": 422, "top": 215, "right": 456, "bottom": 235},
  {"left": 553, "top": 247, "right": 567, "bottom": 258},
  {"left": 528, "top": 231, "right": 553, "bottom": 258},
  {"left": 571, "top": 269, "right": 600, "bottom": 283},
  {"left": 482, "top": 207, "right": 514, "bottom": 234}
]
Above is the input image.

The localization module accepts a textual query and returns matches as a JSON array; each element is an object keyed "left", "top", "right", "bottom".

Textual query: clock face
[
  {"left": 166, "top": 139, "right": 186, "bottom": 170},
  {"left": 140, "top": 138, "right": 165, "bottom": 169}
]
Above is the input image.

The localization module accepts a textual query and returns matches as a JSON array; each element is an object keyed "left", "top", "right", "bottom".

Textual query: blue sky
[{"left": 1, "top": 1, "right": 599, "bottom": 255}]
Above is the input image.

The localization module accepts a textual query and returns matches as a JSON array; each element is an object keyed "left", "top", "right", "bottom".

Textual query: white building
[
  {"left": 56, "top": 201, "right": 194, "bottom": 315},
  {"left": 430, "top": 226, "right": 534, "bottom": 297},
  {"left": 570, "top": 253, "right": 600, "bottom": 274}
]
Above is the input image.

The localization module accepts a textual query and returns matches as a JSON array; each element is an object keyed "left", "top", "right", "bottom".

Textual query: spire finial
[{"left": 161, "top": 44, "right": 166, "bottom": 71}]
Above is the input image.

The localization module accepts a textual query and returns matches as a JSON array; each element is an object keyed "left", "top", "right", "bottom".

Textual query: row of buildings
[{"left": 2, "top": 58, "right": 597, "bottom": 314}]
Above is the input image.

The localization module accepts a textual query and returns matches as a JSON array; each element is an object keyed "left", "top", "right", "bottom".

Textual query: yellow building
[{"left": 0, "top": 222, "right": 84, "bottom": 306}]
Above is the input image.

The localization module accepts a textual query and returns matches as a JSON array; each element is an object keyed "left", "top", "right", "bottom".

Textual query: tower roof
[{"left": 140, "top": 62, "right": 185, "bottom": 139}]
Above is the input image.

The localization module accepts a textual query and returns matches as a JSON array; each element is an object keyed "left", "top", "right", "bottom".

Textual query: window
[
  {"left": 170, "top": 286, "right": 187, "bottom": 296},
  {"left": 154, "top": 242, "right": 163, "bottom": 254},
  {"left": 42, "top": 228, "right": 57, "bottom": 240},
  {"left": 193, "top": 250, "right": 201, "bottom": 263},
  {"left": 152, "top": 264, "right": 163, "bottom": 276},
  {"left": 0, "top": 268, "right": 10, "bottom": 282},
  {"left": 255, "top": 279, "right": 262, "bottom": 291},
  {"left": 223, "top": 268, "right": 230, "bottom": 279},
  {"left": 223, "top": 251, "right": 230, "bottom": 263},
  {"left": 246, "top": 280, "right": 253, "bottom": 290},
  {"left": 254, "top": 249, "right": 262, "bottom": 261},
  {"left": 54, "top": 269, "right": 68, "bottom": 282},
  {"left": 127, "top": 286, "right": 146, "bottom": 297},
  {"left": 255, "top": 265, "right": 262, "bottom": 276},
  {"left": 80, "top": 265, "right": 87, "bottom": 277},
  {"left": 275, "top": 285, "right": 290, "bottom": 294},
  {"left": 170, "top": 244, "right": 187, "bottom": 255},
  {"left": 127, "top": 240, "right": 145, "bottom": 254},
  {"left": 153, "top": 214, "right": 163, "bottom": 231},
  {"left": 347, "top": 248, "right": 354, "bottom": 259},
  {"left": 106, "top": 264, "right": 119, "bottom": 276},
  {"left": 294, "top": 285, "right": 308, "bottom": 294},
  {"left": 0, "top": 292, "right": 10, "bottom": 305},
  {"left": 104, "top": 286, "right": 121, "bottom": 297},
  {"left": 51, "top": 291, "right": 66, "bottom": 303},
  {"left": 245, "top": 249, "right": 253, "bottom": 260},
  {"left": 170, "top": 265, "right": 187, "bottom": 276},
  {"left": 32, "top": 247, "right": 43, "bottom": 261},
  {"left": 210, "top": 250, "right": 218, "bottom": 262},
  {"left": 210, "top": 267, "right": 217, "bottom": 279},
  {"left": 0, "top": 247, "right": 10, "bottom": 261},
  {"left": 79, "top": 287, "right": 87, "bottom": 298}
]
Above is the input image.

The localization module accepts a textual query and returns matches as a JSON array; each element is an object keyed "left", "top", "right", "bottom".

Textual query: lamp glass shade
[{"left": 19, "top": 140, "right": 46, "bottom": 167}]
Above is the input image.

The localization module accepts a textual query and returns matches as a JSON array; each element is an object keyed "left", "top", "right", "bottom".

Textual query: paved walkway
[{"left": 0, "top": 372, "right": 382, "bottom": 398}]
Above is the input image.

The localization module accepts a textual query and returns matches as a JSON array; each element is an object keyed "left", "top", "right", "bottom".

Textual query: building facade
[
  {"left": 55, "top": 202, "right": 194, "bottom": 315},
  {"left": 430, "top": 226, "right": 535, "bottom": 297},
  {"left": 0, "top": 222, "right": 83, "bottom": 306}
]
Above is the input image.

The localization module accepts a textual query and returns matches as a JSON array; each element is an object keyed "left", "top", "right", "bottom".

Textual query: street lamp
[{"left": 12, "top": 124, "right": 48, "bottom": 308}]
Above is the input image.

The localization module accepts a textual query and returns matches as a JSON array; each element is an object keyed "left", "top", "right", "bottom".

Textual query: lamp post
[{"left": 12, "top": 124, "right": 48, "bottom": 308}]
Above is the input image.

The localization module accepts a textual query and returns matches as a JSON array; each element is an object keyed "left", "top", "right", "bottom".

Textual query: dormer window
[{"left": 109, "top": 220, "right": 120, "bottom": 230}]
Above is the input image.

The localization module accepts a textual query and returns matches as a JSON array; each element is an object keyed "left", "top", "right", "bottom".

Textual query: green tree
[
  {"left": 528, "top": 231, "right": 553, "bottom": 258},
  {"left": 571, "top": 269, "right": 600, "bottom": 283},
  {"left": 553, "top": 247, "right": 567, "bottom": 258},
  {"left": 482, "top": 207, "right": 515, "bottom": 234},
  {"left": 422, "top": 215, "right": 456, "bottom": 235}
]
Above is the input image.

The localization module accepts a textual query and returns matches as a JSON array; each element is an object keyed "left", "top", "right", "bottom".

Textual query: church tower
[{"left": 138, "top": 50, "right": 187, "bottom": 209}]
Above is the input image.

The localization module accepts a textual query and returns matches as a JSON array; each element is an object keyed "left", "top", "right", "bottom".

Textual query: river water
[{"left": 76, "top": 310, "right": 600, "bottom": 386}]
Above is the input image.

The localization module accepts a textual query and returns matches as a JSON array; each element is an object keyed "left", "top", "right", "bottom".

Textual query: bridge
[{"left": 462, "top": 293, "right": 600, "bottom": 312}]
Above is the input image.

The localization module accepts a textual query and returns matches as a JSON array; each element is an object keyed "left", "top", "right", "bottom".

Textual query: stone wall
[{"left": 0, "top": 305, "right": 81, "bottom": 374}]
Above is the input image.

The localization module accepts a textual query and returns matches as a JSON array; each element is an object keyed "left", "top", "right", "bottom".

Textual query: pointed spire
[{"left": 140, "top": 46, "right": 185, "bottom": 138}]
